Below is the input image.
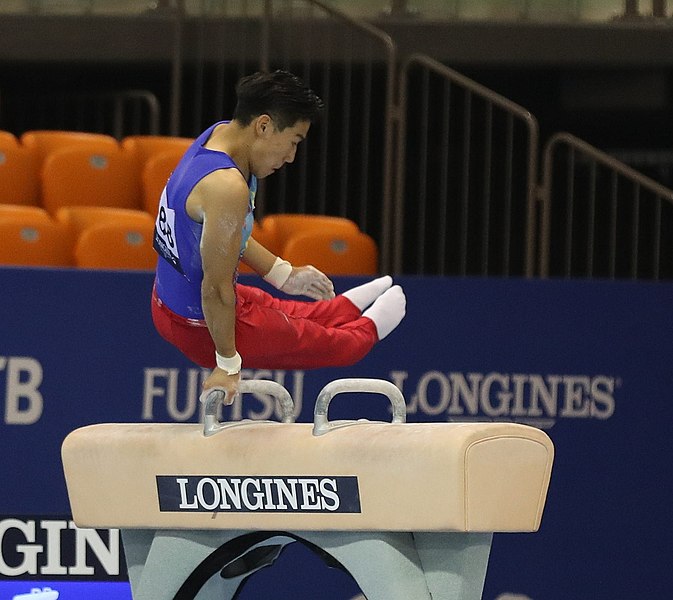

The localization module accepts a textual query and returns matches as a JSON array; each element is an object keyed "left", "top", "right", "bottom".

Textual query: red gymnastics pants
[{"left": 151, "top": 283, "right": 379, "bottom": 370}]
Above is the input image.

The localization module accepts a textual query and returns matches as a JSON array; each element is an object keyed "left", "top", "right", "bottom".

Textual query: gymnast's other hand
[
  {"left": 281, "top": 265, "right": 336, "bottom": 300},
  {"left": 202, "top": 368, "right": 240, "bottom": 406}
]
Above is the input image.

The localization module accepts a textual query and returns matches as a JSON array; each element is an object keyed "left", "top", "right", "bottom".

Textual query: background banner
[{"left": 1, "top": 268, "right": 671, "bottom": 599}]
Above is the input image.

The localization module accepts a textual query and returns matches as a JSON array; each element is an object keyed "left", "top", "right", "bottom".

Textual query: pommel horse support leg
[{"left": 62, "top": 379, "right": 554, "bottom": 600}]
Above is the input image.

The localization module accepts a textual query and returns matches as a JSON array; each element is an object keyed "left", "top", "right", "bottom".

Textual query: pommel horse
[{"left": 61, "top": 379, "right": 554, "bottom": 600}]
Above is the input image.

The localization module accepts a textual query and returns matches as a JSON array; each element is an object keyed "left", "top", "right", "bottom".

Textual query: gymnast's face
[{"left": 250, "top": 116, "right": 310, "bottom": 179}]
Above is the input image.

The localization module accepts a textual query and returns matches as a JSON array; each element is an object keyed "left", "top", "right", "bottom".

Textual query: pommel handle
[
  {"left": 313, "top": 378, "right": 406, "bottom": 436},
  {"left": 202, "top": 379, "right": 295, "bottom": 437}
]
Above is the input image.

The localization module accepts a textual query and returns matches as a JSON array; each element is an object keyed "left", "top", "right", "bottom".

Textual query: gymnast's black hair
[{"left": 232, "top": 70, "right": 324, "bottom": 131}]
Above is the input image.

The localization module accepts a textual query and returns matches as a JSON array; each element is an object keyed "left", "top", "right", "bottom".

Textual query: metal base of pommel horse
[{"left": 61, "top": 378, "right": 555, "bottom": 600}]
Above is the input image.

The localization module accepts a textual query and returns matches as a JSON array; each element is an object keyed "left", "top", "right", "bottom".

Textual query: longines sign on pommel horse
[{"left": 61, "top": 378, "right": 555, "bottom": 600}]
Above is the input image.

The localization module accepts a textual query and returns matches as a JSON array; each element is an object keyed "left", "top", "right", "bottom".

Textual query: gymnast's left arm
[
  {"left": 241, "top": 236, "right": 335, "bottom": 300},
  {"left": 240, "top": 235, "right": 278, "bottom": 277}
]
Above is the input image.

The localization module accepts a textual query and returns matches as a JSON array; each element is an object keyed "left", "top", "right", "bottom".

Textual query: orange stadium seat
[
  {"left": 0, "top": 141, "right": 40, "bottom": 205},
  {"left": 0, "top": 204, "right": 52, "bottom": 223},
  {"left": 74, "top": 220, "right": 157, "bottom": 271},
  {"left": 0, "top": 217, "right": 73, "bottom": 267},
  {"left": 55, "top": 206, "right": 154, "bottom": 237},
  {"left": 0, "top": 130, "right": 19, "bottom": 147},
  {"left": 121, "top": 134, "right": 192, "bottom": 166},
  {"left": 20, "top": 130, "right": 119, "bottom": 166},
  {"left": 259, "top": 213, "right": 361, "bottom": 256},
  {"left": 281, "top": 229, "right": 378, "bottom": 275},
  {"left": 41, "top": 146, "right": 142, "bottom": 214},
  {"left": 141, "top": 148, "right": 185, "bottom": 215}
]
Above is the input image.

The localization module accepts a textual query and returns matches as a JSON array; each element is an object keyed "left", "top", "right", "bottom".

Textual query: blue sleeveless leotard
[{"left": 153, "top": 121, "right": 256, "bottom": 320}]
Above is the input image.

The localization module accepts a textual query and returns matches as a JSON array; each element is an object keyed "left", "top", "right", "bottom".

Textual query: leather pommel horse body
[{"left": 62, "top": 379, "right": 554, "bottom": 600}]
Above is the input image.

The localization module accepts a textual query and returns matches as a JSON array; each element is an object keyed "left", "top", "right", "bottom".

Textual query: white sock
[
  {"left": 342, "top": 275, "right": 393, "bottom": 311},
  {"left": 362, "top": 285, "right": 406, "bottom": 340}
]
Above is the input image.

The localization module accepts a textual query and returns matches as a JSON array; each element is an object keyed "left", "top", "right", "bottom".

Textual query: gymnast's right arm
[{"left": 191, "top": 169, "right": 249, "bottom": 402}]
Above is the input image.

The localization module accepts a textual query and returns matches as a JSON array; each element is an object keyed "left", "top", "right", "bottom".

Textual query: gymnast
[{"left": 150, "top": 70, "right": 406, "bottom": 403}]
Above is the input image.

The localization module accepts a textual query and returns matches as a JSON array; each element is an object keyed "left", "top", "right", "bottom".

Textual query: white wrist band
[
  {"left": 263, "top": 256, "right": 293, "bottom": 288},
  {"left": 215, "top": 351, "right": 242, "bottom": 375}
]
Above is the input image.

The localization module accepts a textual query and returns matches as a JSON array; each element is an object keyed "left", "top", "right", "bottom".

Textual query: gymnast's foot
[
  {"left": 362, "top": 284, "right": 406, "bottom": 340},
  {"left": 342, "top": 275, "right": 393, "bottom": 311}
]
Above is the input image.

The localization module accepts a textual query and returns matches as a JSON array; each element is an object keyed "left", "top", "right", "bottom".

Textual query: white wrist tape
[
  {"left": 263, "top": 256, "right": 293, "bottom": 289},
  {"left": 215, "top": 351, "right": 242, "bottom": 375}
]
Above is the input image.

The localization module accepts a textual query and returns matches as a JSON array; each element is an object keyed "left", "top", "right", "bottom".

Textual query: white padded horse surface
[
  {"left": 61, "top": 380, "right": 554, "bottom": 600},
  {"left": 62, "top": 419, "right": 553, "bottom": 533}
]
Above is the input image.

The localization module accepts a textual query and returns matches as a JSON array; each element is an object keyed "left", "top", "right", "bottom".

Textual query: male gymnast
[{"left": 151, "top": 70, "right": 406, "bottom": 403}]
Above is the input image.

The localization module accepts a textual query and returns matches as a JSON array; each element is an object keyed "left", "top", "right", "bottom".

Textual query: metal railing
[
  {"left": 540, "top": 132, "right": 673, "bottom": 279},
  {"left": 168, "top": 0, "right": 397, "bottom": 268},
  {"left": 2, "top": 89, "right": 160, "bottom": 138},
  {"left": 393, "top": 54, "right": 539, "bottom": 277},
  {"left": 4, "top": 4, "right": 673, "bottom": 280},
  {"left": 97, "top": 0, "right": 396, "bottom": 271},
  {"left": 264, "top": 0, "right": 397, "bottom": 270}
]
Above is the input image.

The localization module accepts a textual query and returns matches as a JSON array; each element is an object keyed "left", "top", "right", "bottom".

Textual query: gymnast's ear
[{"left": 255, "top": 114, "right": 273, "bottom": 137}]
